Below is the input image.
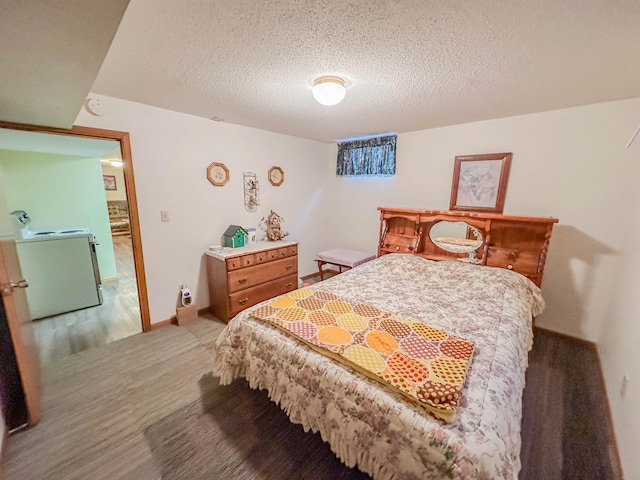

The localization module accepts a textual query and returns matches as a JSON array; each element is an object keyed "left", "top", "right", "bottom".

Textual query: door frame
[{"left": 0, "top": 121, "right": 151, "bottom": 332}]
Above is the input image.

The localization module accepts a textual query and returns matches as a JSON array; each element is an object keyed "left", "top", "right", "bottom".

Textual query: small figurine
[{"left": 260, "top": 210, "right": 288, "bottom": 241}]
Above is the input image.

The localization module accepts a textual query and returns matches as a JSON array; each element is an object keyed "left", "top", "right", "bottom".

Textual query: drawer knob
[
  {"left": 285, "top": 282, "right": 292, "bottom": 288},
  {"left": 286, "top": 264, "right": 293, "bottom": 270},
  {"left": 507, "top": 264, "right": 513, "bottom": 270},
  {"left": 408, "top": 246, "right": 414, "bottom": 251},
  {"left": 258, "top": 255, "right": 263, "bottom": 261},
  {"left": 395, "top": 246, "right": 400, "bottom": 251},
  {"left": 384, "top": 243, "right": 389, "bottom": 248},
  {"left": 238, "top": 278, "right": 248, "bottom": 284},
  {"left": 239, "top": 298, "right": 248, "bottom": 305}
]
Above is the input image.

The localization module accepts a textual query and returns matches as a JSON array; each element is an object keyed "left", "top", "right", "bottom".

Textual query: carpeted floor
[
  {"left": 144, "top": 375, "right": 368, "bottom": 480},
  {"left": 3, "top": 316, "right": 619, "bottom": 479}
]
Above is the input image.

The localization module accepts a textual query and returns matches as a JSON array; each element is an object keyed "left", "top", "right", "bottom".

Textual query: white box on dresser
[{"left": 206, "top": 241, "right": 298, "bottom": 322}]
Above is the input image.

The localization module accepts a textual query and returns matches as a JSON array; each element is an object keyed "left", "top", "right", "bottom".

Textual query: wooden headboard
[{"left": 378, "top": 207, "right": 558, "bottom": 287}]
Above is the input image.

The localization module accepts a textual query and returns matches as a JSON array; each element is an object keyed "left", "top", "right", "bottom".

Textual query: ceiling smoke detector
[
  {"left": 85, "top": 97, "right": 105, "bottom": 116},
  {"left": 312, "top": 76, "right": 346, "bottom": 106}
]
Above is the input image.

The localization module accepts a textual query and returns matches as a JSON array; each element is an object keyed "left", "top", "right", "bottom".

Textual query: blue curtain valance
[{"left": 336, "top": 135, "right": 397, "bottom": 176}]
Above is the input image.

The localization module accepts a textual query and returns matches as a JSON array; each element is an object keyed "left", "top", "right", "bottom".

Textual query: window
[{"left": 336, "top": 134, "right": 397, "bottom": 176}]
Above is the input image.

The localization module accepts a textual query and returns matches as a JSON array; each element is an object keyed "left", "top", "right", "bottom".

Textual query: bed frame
[{"left": 378, "top": 207, "right": 558, "bottom": 287}]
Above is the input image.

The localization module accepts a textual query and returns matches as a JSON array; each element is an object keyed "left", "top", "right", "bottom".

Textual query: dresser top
[{"left": 205, "top": 240, "right": 297, "bottom": 259}]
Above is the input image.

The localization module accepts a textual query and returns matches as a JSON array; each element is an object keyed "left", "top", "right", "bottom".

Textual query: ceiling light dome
[{"left": 312, "top": 76, "right": 346, "bottom": 106}]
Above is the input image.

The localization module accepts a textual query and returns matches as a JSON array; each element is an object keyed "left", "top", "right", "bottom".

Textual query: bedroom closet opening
[{"left": 0, "top": 123, "right": 149, "bottom": 368}]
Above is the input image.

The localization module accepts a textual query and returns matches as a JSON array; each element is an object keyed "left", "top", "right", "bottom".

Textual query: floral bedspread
[
  {"left": 212, "top": 254, "right": 544, "bottom": 480},
  {"left": 250, "top": 288, "right": 475, "bottom": 421}
]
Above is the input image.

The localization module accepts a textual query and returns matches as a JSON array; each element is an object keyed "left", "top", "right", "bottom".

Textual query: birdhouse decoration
[{"left": 222, "top": 225, "right": 248, "bottom": 248}]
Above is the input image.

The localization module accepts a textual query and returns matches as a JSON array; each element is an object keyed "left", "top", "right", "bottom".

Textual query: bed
[{"left": 213, "top": 252, "right": 546, "bottom": 479}]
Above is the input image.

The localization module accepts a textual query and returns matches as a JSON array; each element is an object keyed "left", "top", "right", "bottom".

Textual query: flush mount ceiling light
[
  {"left": 110, "top": 160, "right": 123, "bottom": 167},
  {"left": 312, "top": 76, "right": 346, "bottom": 106}
]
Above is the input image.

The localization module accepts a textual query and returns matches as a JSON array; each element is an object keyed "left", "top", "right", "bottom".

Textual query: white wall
[
  {"left": 75, "top": 95, "right": 330, "bottom": 323},
  {"left": 0, "top": 150, "right": 117, "bottom": 280},
  {"left": 322, "top": 97, "right": 640, "bottom": 478},
  {"left": 323, "top": 98, "right": 640, "bottom": 343},
  {"left": 598, "top": 130, "right": 640, "bottom": 480}
]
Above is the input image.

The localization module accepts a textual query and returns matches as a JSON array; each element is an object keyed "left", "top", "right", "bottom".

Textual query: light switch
[{"left": 160, "top": 210, "right": 170, "bottom": 222}]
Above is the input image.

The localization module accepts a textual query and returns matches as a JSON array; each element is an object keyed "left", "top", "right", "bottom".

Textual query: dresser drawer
[
  {"left": 380, "top": 233, "right": 419, "bottom": 254},
  {"left": 227, "top": 256, "right": 243, "bottom": 271},
  {"left": 240, "top": 254, "right": 256, "bottom": 267},
  {"left": 255, "top": 250, "right": 269, "bottom": 264},
  {"left": 227, "top": 253, "right": 260, "bottom": 270},
  {"left": 262, "top": 246, "right": 296, "bottom": 261},
  {"left": 276, "top": 247, "right": 293, "bottom": 259},
  {"left": 228, "top": 273, "right": 298, "bottom": 317},
  {"left": 486, "top": 248, "right": 539, "bottom": 275},
  {"left": 227, "top": 256, "right": 297, "bottom": 293}
]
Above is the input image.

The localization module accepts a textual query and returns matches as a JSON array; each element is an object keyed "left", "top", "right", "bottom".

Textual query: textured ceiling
[
  {"left": 91, "top": 0, "right": 640, "bottom": 142},
  {"left": 0, "top": 0, "right": 129, "bottom": 128}
]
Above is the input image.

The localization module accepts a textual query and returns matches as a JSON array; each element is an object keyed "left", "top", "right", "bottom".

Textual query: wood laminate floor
[
  {"left": 3, "top": 319, "right": 621, "bottom": 479},
  {"left": 32, "top": 235, "right": 142, "bottom": 365}
]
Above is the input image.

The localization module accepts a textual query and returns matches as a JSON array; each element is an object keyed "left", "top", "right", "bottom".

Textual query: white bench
[{"left": 315, "top": 248, "right": 376, "bottom": 281}]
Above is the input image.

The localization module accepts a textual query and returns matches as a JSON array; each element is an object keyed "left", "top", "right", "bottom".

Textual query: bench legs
[
  {"left": 317, "top": 260, "right": 327, "bottom": 281},
  {"left": 316, "top": 260, "right": 350, "bottom": 282}
]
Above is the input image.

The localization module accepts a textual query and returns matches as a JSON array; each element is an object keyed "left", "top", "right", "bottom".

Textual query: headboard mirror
[
  {"left": 378, "top": 208, "right": 558, "bottom": 287},
  {"left": 429, "top": 221, "right": 483, "bottom": 263}
]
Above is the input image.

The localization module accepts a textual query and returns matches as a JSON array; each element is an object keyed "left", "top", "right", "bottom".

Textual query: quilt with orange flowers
[{"left": 250, "top": 287, "right": 474, "bottom": 421}]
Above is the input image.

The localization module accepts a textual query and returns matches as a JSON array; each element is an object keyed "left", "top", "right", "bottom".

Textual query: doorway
[{"left": 0, "top": 121, "right": 149, "bottom": 365}]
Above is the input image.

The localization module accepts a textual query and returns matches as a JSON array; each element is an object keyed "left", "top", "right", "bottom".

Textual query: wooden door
[{"left": 0, "top": 177, "right": 41, "bottom": 426}]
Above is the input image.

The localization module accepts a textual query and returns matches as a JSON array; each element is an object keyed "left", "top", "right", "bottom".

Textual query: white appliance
[{"left": 16, "top": 228, "right": 102, "bottom": 320}]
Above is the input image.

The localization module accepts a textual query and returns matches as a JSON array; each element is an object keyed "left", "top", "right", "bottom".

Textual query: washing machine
[{"left": 15, "top": 228, "right": 103, "bottom": 320}]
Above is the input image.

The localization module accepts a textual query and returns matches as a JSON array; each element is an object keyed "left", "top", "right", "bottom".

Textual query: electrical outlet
[
  {"left": 621, "top": 374, "right": 629, "bottom": 398},
  {"left": 160, "top": 210, "right": 170, "bottom": 222}
]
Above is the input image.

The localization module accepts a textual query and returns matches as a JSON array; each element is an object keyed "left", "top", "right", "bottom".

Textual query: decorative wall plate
[
  {"left": 207, "top": 162, "right": 229, "bottom": 186},
  {"left": 268, "top": 166, "right": 284, "bottom": 186}
]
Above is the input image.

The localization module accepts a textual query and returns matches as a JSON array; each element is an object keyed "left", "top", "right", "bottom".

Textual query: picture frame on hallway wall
[
  {"left": 103, "top": 175, "right": 117, "bottom": 191},
  {"left": 449, "top": 152, "right": 512, "bottom": 213}
]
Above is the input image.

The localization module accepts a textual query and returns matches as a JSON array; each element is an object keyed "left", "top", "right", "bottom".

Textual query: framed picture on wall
[
  {"left": 103, "top": 175, "right": 117, "bottom": 191},
  {"left": 449, "top": 152, "right": 512, "bottom": 213}
]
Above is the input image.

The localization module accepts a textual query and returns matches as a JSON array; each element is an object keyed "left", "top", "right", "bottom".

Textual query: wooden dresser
[
  {"left": 206, "top": 241, "right": 298, "bottom": 322},
  {"left": 378, "top": 208, "right": 558, "bottom": 287}
]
